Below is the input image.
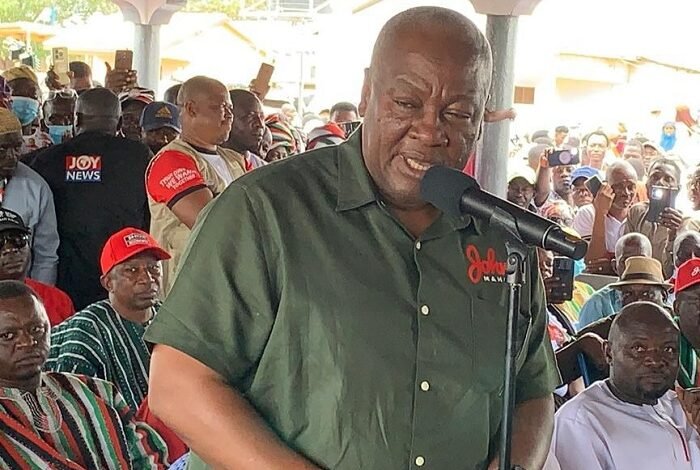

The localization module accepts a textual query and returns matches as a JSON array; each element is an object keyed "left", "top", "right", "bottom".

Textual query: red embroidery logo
[{"left": 466, "top": 245, "right": 507, "bottom": 283}]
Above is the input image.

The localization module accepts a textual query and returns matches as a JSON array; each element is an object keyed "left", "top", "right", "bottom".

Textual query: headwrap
[
  {"left": 265, "top": 114, "right": 296, "bottom": 153},
  {"left": 660, "top": 121, "right": 677, "bottom": 152},
  {"left": 2, "top": 65, "right": 39, "bottom": 86},
  {"left": 306, "top": 122, "right": 346, "bottom": 150},
  {"left": 0, "top": 108, "right": 22, "bottom": 136}
]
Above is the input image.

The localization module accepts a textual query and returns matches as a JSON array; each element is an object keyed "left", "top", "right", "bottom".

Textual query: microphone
[{"left": 420, "top": 166, "right": 588, "bottom": 260}]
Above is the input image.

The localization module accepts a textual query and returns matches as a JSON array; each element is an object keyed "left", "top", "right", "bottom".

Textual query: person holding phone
[
  {"left": 623, "top": 157, "right": 684, "bottom": 278},
  {"left": 533, "top": 149, "right": 577, "bottom": 211}
]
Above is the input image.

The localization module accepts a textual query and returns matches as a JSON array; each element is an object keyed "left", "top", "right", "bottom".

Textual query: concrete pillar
[
  {"left": 133, "top": 24, "right": 161, "bottom": 93},
  {"left": 476, "top": 15, "right": 518, "bottom": 197}
]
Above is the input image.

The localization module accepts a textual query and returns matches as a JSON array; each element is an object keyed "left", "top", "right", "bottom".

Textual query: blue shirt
[
  {"left": 4, "top": 162, "right": 58, "bottom": 284},
  {"left": 576, "top": 286, "right": 622, "bottom": 331}
]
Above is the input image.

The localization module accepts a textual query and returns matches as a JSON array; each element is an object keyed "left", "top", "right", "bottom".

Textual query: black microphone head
[
  {"left": 420, "top": 166, "right": 480, "bottom": 217},
  {"left": 544, "top": 226, "right": 589, "bottom": 260}
]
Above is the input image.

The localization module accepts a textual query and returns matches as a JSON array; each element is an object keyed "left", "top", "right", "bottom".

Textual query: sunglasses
[{"left": 0, "top": 233, "right": 29, "bottom": 249}]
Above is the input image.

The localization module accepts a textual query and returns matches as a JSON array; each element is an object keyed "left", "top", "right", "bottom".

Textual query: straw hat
[{"left": 609, "top": 257, "right": 673, "bottom": 290}]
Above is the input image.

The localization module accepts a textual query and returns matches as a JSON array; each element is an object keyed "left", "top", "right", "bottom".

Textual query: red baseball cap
[
  {"left": 675, "top": 258, "right": 700, "bottom": 293},
  {"left": 100, "top": 228, "right": 170, "bottom": 275}
]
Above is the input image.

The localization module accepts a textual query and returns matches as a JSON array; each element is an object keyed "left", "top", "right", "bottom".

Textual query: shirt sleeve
[
  {"left": 515, "top": 248, "right": 562, "bottom": 403},
  {"left": 552, "top": 417, "right": 610, "bottom": 470},
  {"left": 28, "top": 178, "right": 59, "bottom": 284},
  {"left": 45, "top": 321, "right": 107, "bottom": 380},
  {"left": 571, "top": 205, "right": 594, "bottom": 238},
  {"left": 577, "top": 295, "right": 606, "bottom": 331},
  {"left": 145, "top": 183, "right": 276, "bottom": 387},
  {"left": 146, "top": 150, "right": 207, "bottom": 208}
]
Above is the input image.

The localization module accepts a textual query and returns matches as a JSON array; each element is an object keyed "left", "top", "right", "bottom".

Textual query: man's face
[
  {"left": 643, "top": 146, "right": 660, "bottom": 170},
  {"left": 677, "top": 285, "right": 700, "bottom": 349},
  {"left": 265, "top": 145, "right": 289, "bottom": 162},
  {"left": 623, "top": 144, "right": 642, "bottom": 160},
  {"left": 586, "top": 134, "right": 607, "bottom": 169},
  {"left": 507, "top": 177, "right": 534, "bottom": 209},
  {"left": 0, "top": 230, "right": 29, "bottom": 281},
  {"left": 572, "top": 178, "right": 593, "bottom": 207},
  {"left": 359, "top": 35, "right": 488, "bottom": 209},
  {"left": 0, "top": 132, "right": 22, "bottom": 179},
  {"left": 331, "top": 110, "right": 358, "bottom": 124},
  {"left": 104, "top": 253, "right": 162, "bottom": 311},
  {"left": 44, "top": 97, "right": 76, "bottom": 126},
  {"left": 7, "top": 78, "right": 39, "bottom": 100},
  {"left": 537, "top": 248, "right": 554, "bottom": 280},
  {"left": 230, "top": 96, "right": 265, "bottom": 153},
  {"left": 618, "top": 284, "right": 666, "bottom": 307},
  {"left": 554, "top": 131, "right": 568, "bottom": 146},
  {"left": 143, "top": 127, "right": 179, "bottom": 154},
  {"left": 552, "top": 165, "right": 574, "bottom": 195},
  {"left": 0, "top": 295, "right": 50, "bottom": 386},
  {"left": 647, "top": 163, "right": 678, "bottom": 194},
  {"left": 608, "top": 317, "right": 679, "bottom": 405},
  {"left": 189, "top": 86, "right": 234, "bottom": 146},
  {"left": 675, "top": 235, "right": 700, "bottom": 268},
  {"left": 608, "top": 168, "right": 637, "bottom": 212},
  {"left": 121, "top": 101, "right": 147, "bottom": 141}
]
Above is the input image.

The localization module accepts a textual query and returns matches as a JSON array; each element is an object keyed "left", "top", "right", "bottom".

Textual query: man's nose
[{"left": 410, "top": 106, "right": 448, "bottom": 147}]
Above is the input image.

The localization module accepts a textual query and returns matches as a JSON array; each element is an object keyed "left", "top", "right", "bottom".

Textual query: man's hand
[
  {"left": 676, "top": 385, "right": 700, "bottom": 432},
  {"left": 593, "top": 183, "right": 614, "bottom": 215},
  {"left": 105, "top": 62, "right": 137, "bottom": 93},
  {"left": 659, "top": 207, "right": 683, "bottom": 236}
]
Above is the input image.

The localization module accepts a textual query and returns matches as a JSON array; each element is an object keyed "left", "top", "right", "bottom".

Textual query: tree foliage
[{"left": 183, "top": 0, "right": 243, "bottom": 19}]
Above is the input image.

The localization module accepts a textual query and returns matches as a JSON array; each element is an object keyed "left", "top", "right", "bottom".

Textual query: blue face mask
[
  {"left": 47, "top": 125, "right": 73, "bottom": 145},
  {"left": 10, "top": 96, "right": 40, "bottom": 127}
]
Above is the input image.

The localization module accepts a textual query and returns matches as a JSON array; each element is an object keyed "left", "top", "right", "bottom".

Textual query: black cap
[{"left": 0, "top": 208, "right": 30, "bottom": 234}]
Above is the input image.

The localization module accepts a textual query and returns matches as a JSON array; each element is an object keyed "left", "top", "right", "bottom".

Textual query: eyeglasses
[
  {"left": 0, "top": 233, "right": 29, "bottom": 250},
  {"left": 47, "top": 89, "right": 77, "bottom": 101}
]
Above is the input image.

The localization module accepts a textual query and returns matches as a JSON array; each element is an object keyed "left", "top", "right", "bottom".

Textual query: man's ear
[
  {"left": 358, "top": 68, "right": 370, "bottom": 118},
  {"left": 604, "top": 340, "right": 613, "bottom": 366},
  {"left": 100, "top": 273, "right": 112, "bottom": 292},
  {"left": 184, "top": 100, "right": 196, "bottom": 119}
]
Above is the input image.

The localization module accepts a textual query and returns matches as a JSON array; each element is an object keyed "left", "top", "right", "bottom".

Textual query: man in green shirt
[{"left": 146, "top": 6, "right": 560, "bottom": 470}]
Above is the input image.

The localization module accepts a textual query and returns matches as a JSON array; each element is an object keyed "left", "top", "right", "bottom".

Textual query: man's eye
[
  {"left": 444, "top": 110, "right": 470, "bottom": 120},
  {"left": 0, "top": 332, "right": 14, "bottom": 340},
  {"left": 633, "top": 345, "right": 645, "bottom": 353},
  {"left": 394, "top": 100, "right": 416, "bottom": 109},
  {"left": 665, "top": 346, "right": 677, "bottom": 354}
]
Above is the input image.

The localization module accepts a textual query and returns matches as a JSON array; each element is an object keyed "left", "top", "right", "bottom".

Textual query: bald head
[
  {"left": 369, "top": 7, "right": 492, "bottom": 88},
  {"left": 230, "top": 89, "right": 259, "bottom": 109},
  {"left": 609, "top": 301, "right": 677, "bottom": 346},
  {"left": 674, "top": 231, "right": 700, "bottom": 267},
  {"left": 178, "top": 76, "right": 227, "bottom": 106}
]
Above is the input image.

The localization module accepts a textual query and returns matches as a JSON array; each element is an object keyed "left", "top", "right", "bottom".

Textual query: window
[{"left": 514, "top": 86, "right": 535, "bottom": 104}]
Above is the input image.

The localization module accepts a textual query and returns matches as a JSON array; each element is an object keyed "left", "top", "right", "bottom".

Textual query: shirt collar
[{"left": 335, "top": 127, "right": 378, "bottom": 212}]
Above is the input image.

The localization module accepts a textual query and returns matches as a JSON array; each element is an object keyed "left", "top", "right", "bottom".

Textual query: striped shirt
[
  {"left": 45, "top": 300, "right": 156, "bottom": 411},
  {"left": 0, "top": 372, "right": 167, "bottom": 469}
]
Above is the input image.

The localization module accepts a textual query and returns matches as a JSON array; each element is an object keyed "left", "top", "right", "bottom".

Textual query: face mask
[
  {"left": 47, "top": 125, "right": 73, "bottom": 145},
  {"left": 10, "top": 96, "right": 40, "bottom": 127}
]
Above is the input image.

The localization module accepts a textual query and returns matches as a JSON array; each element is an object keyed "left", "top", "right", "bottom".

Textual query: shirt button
[
  {"left": 415, "top": 456, "right": 425, "bottom": 467},
  {"left": 415, "top": 241, "right": 422, "bottom": 250},
  {"left": 421, "top": 305, "right": 430, "bottom": 316},
  {"left": 420, "top": 381, "right": 430, "bottom": 391}
]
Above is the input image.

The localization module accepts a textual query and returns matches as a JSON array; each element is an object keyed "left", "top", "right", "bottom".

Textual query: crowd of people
[{"left": 0, "top": 4, "right": 698, "bottom": 469}]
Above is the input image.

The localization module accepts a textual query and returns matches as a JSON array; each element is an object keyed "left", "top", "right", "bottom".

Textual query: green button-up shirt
[{"left": 145, "top": 129, "right": 560, "bottom": 470}]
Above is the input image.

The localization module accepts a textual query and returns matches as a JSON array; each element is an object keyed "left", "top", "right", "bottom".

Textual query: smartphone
[
  {"left": 549, "top": 257, "right": 575, "bottom": 303},
  {"left": 52, "top": 47, "right": 70, "bottom": 86},
  {"left": 114, "top": 50, "right": 133, "bottom": 71},
  {"left": 548, "top": 148, "right": 580, "bottom": 167},
  {"left": 645, "top": 186, "right": 679, "bottom": 223},
  {"left": 585, "top": 175, "right": 603, "bottom": 197},
  {"left": 250, "top": 63, "right": 274, "bottom": 98}
]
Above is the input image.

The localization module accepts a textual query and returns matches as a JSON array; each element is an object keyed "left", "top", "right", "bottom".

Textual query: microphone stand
[{"left": 489, "top": 208, "right": 530, "bottom": 470}]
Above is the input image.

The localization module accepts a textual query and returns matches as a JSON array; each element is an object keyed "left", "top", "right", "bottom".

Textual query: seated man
[
  {"left": 45, "top": 228, "right": 170, "bottom": 411},
  {"left": 0, "top": 280, "right": 168, "bottom": 468},
  {"left": 506, "top": 166, "right": 537, "bottom": 211},
  {"left": 578, "top": 233, "right": 652, "bottom": 329},
  {"left": 676, "top": 258, "right": 700, "bottom": 388},
  {"left": 552, "top": 301, "right": 700, "bottom": 469},
  {"left": 0, "top": 208, "right": 73, "bottom": 325}
]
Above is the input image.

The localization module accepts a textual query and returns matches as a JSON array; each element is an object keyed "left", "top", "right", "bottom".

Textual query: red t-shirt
[
  {"left": 25, "top": 278, "right": 75, "bottom": 326},
  {"left": 463, "top": 152, "right": 476, "bottom": 176},
  {"left": 146, "top": 150, "right": 207, "bottom": 208}
]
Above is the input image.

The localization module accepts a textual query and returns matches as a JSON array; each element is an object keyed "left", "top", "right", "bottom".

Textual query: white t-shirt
[
  {"left": 571, "top": 204, "right": 625, "bottom": 253},
  {"left": 200, "top": 151, "right": 234, "bottom": 186},
  {"left": 552, "top": 380, "right": 700, "bottom": 470}
]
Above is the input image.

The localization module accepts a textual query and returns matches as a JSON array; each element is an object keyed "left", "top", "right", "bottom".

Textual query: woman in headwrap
[
  {"left": 659, "top": 121, "right": 677, "bottom": 152},
  {"left": 264, "top": 114, "right": 296, "bottom": 162}
]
